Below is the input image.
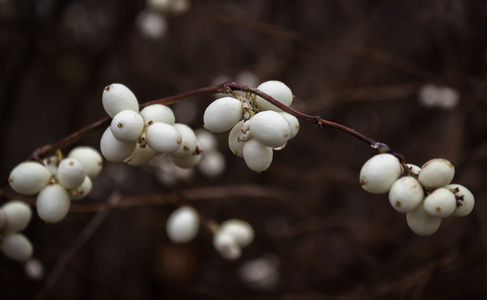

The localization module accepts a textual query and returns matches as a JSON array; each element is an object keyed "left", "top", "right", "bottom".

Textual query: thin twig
[{"left": 23, "top": 81, "right": 394, "bottom": 163}]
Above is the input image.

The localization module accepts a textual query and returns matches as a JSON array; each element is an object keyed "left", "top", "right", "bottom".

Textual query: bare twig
[{"left": 21, "top": 81, "right": 402, "bottom": 167}]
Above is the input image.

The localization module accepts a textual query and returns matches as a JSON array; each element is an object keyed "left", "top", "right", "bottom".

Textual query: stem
[{"left": 26, "top": 81, "right": 401, "bottom": 162}]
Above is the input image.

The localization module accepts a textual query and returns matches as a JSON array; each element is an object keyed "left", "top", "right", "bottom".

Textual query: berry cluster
[
  {"left": 360, "top": 154, "right": 475, "bottom": 236},
  {"left": 100, "top": 83, "right": 202, "bottom": 169},
  {"left": 204, "top": 80, "right": 300, "bottom": 172},
  {"left": 0, "top": 201, "right": 33, "bottom": 262},
  {"left": 8, "top": 147, "right": 103, "bottom": 224},
  {"left": 166, "top": 205, "right": 254, "bottom": 260}
]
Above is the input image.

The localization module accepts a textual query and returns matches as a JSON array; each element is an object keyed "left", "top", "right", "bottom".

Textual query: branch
[{"left": 23, "top": 81, "right": 403, "bottom": 165}]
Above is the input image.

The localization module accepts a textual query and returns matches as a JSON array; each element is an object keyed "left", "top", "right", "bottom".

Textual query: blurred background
[{"left": 1, "top": 0, "right": 487, "bottom": 299}]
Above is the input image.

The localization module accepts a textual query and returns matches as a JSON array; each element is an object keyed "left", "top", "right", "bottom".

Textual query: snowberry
[
  {"left": 140, "top": 104, "right": 175, "bottom": 125},
  {"left": 255, "top": 80, "right": 293, "bottom": 112},
  {"left": 219, "top": 219, "right": 254, "bottom": 247},
  {"left": 102, "top": 83, "right": 139, "bottom": 118},
  {"left": 8, "top": 161, "right": 52, "bottom": 195},
  {"left": 24, "top": 258, "right": 44, "bottom": 280},
  {"left": 171, "top": 123, "right": 197, "bottom": 158},
  {"left": 68, "top": 146, "right": 103, "bottom": 178},
  {"left": 423, "top": 187, "right": 457, "bottom": 218},
  {"left": 198, "top": 150, "right": 226, "bottom": 177},
  {"left": 228, "top": 120, "right": 246, "bottom": 157},
  {"left": 388, "top": 176, "right": 424, "bottom": 213},
  {"left": 145, "top": 122, "right": 182, "bottom": 153},
  {"left": 136, "top": 9, "right": 168, "bottom": 40},
  {"left": 125, "top": 145, "right": 159, "bottom": 166},
  {"left": 166, "top": 206, "right": 199, "bottom": 243},
  {"left": 1, "top": 233, "right": 33, "bottom": 262},
  {"left": 243, "top": 139, "right": 273, "bottom": 173},
  {"left": 406, "top": 163, "right": 421, "bottom": 176},
  {"left": 359, "top": 154, "right": 402, "bottom": 194},
  {"left": 1, "top": 201, "right": 32, "bottom": 233},
  {"left": 203, "top": 97, "right": 243, "bottom": 133},
  {"left": 418, "top": 158, "right": 455, "bottom": 188},
  {"left": 238, "top": 255, "right": 280, "bottom": 291},
  {"left": 36, "top": 184, "right": 71, "bottom": 223},
  {"left": 278, "top": 112, "right": 299, "bottom": 140},
  {"left": 43, "top": 155, "right": 60, "bottom": 176},
  {"left": 57, "top": 158, "right": 86, "bottom": 189},
  {"left": 406, "top": 203, "right": 442, "bottom": 236},
  {"left": 170, "top": 153, "right": 202, "bottom": 169},
  {"left": 447, "top": 184, "right": 475, "bottom": 217},
  {"left": 195, "top": 128, "right": 218, "bottom": 150},
  {"left": 69, "top": 176, "right": 92, "bottom": 200},
  {"left": 110, "top": 110, "right": 145, "bottom": 143},
  {"left": 250, "top": 111, "right": 291, "bottom": 148},
  {"left": 100, "top": 127, "right": 137, "bottom": 162},
  {"left": 213, "top": 231, "right": 241, "bottom": 260}
]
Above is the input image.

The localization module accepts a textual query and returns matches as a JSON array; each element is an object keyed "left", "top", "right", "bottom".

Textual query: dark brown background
[{"left": 1, "top": 0, "right": 487, "bottom": 299}]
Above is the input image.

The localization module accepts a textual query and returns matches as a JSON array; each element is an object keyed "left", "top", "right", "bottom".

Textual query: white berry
[
  {"left": 423, "top": 187, "right": 457, "bottom": 218},
  {"left": 110, "top": 110, "right": 145, "bottom": 143},
  {"left": 68, "top": 146, "right": 103, "bottom": 178},
  {"left": 203, "top": 97, "right": 243, "bottom": 133},
  {"left": 213, "top": 231, "right": 241, "bottom": 260},
  {"left": 145, "top": 122, "right": 182, "bottom": 153},
  {"left": 198, "top": 150, "right": 226, "bottom": 177},
  {"left": 250, "top": 111, "right": 291, "bottom": 148},
  {"left": 8, "top": 161, "right": 52, "bottom": 195},
  {"left": 166, "top": 206, "right": 199, "bottom": 243},
  {"left": 1, "top": 201, "right": 32, "bottom": 233},
  {"left": 100, "top": 127, "right": 137, "bottom": 162},
  {"left": 228, "top": 120, "right": 246, "bottom": 157},
  {"left": 169, "top": 153, "right": 202, "bottom": 169},
  {"left": 102, "top": 83, "right": 139, "bottom": 117},
  {"left": 219, "top": 219, "right": 254, "bottom": 247},
  {"left": 406, "top": 203, "right": 442, "bottom": 236},
  {"left": 1, "top": 233, "right": 33, "bottom": 262},
  {"left": 69, "top": 176, "right": 92, "bottom": 201},
  {"left": 418, "top": 158, "right": 455, "bottom": 188},
  {"left": 243, "top": 139, "right": 273, "bottom": 173},
  {"left": 278, "top": 112, "right": 299, "bottom": 140},
  {"left": 57, "top": 158, "right": 86, "bottom": 189},
  {"left": 36, "top": 184, "right": 71, "bottom": 223},
  {"left": 388, "top": 176, "right": 424, "bottom": 213},
  {"left": 140, "top": 104, "right": 175, "bottom": 125},
  {"left": 195, "top": 128, "right": 218, "bottom": 150},
  {"left": 171, "top": 123, "right": 197, "bottom": 158},
  {"left": 359, "top": 154, "right": 402, "bottom": 194},
  {"left": 447, "top": 184, "right": 475, "bottom": 217},
  {"left": 255, "top": 80, "right": 293, "bottom": 112}
]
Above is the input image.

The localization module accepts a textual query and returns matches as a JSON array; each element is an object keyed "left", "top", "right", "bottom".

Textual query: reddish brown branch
[{"left": 21, "top": 81, "right": 402, "bottom": 169}]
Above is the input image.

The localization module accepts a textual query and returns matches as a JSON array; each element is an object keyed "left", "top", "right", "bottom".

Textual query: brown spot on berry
[{"left": 104, "top": 86, "right": 110, "bottom": 92}]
